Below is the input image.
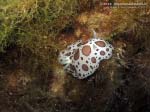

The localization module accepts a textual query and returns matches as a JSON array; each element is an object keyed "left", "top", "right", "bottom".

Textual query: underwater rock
[{"left": 58, "top": 30, "right": 113, "bottom": 79}]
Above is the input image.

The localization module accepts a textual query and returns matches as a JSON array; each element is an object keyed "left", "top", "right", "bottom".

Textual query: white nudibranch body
[{"left": 58, "top": 31, "right": 114, "bottom": 79}]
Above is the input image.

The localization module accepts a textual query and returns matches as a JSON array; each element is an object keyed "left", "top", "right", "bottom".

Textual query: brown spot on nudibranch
[
  {"left": 70, "top": 64, "right": 76, "bottom": 71},
  {"left": 74, "top": 49, "right": 80, "bottom": 60},
  {"left": 68, "top": 47, "right": 71, "bottom": 50},
  {"left": 82, "top": 64, "right": 88, "bottom": 71},
  {"left": 70, "top": 56, "right": 73, "bottom": 59},
  {"left": 100, "top": 51, "right": 105, "bottom": 56},
  {"left": 91, "top": 57, "right": 96, "bottom": 63},
  {"left": 82, "top": 45, "right": 91, "bottom": 56},
  {"left": 95, "top": 41, "right": 105, "bottom": 47},
  {"left": 65, "top": 52, "right": 71, "bottom": 56},
  {"left": 90, "top": 66, "right": 93, "bottom": 69},
  {"left": 106, "top": 48, "right": 109, "bottom": 51},
  {"left": 77, "top": 43, "right": 82, "bottom": 47}
]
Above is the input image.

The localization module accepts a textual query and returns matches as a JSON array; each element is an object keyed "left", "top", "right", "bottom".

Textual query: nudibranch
[{"left": 58, "top": 30, "right": 113, "bottom": 79}]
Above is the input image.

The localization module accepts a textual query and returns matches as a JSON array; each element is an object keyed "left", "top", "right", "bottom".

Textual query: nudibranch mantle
[{"left": 58, "top": 31, "right": 113, "bottom": 79}]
